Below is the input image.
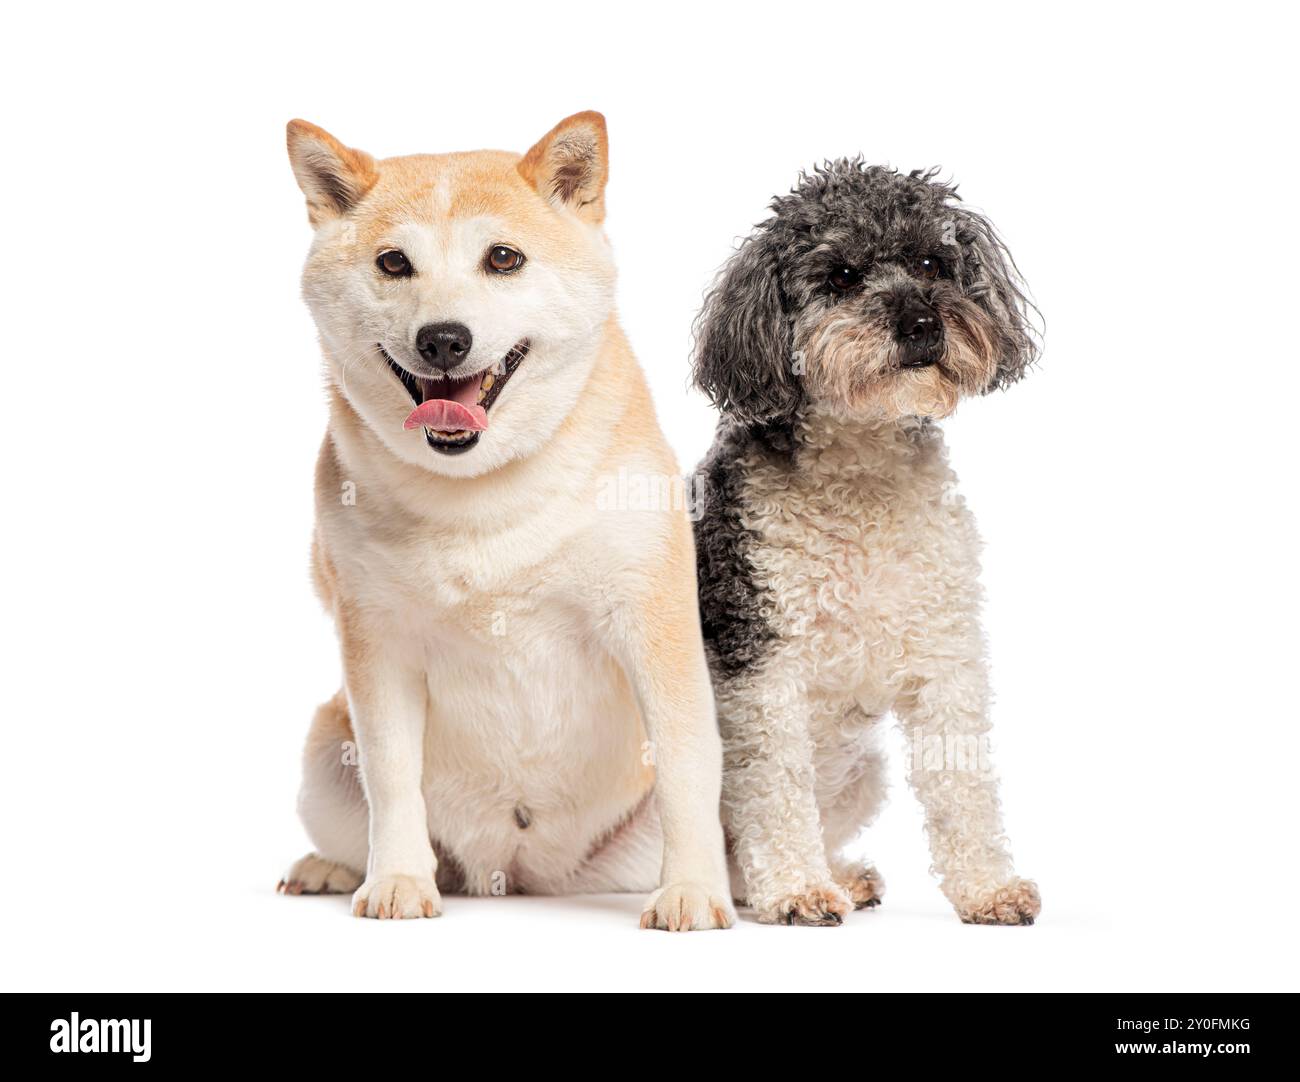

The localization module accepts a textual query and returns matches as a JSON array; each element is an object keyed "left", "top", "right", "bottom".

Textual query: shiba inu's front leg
[
  {"left": 615, "top": 537, "right": 734, "bottom": 931},
  {"left": 631, "top": 644, "right": 734, "bottom": 932},
  {"left": 339, "top": 610, "right": 440, "bottom": 919}
]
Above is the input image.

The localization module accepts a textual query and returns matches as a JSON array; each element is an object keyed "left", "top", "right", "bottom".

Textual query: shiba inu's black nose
[{"left": 416, "top": 322, "right": 473, "bottom": 371}]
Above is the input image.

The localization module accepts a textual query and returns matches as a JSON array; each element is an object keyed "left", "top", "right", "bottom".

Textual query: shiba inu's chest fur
[{"left": 312, "top": 342, "right": 666, "bottom": 893}]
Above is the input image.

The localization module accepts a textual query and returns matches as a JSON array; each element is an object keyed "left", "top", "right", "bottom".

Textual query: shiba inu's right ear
[
  {"left": 518, "top": 111, "right": 609, "bottom": 224},
  {"left": 286, "top": 120, "right": 378, "bottom": 227}
]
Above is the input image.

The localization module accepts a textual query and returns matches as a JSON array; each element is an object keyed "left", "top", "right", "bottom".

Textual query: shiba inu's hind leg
[
  {"left": 279, "top": 852, "right": 361, "bottom": 895},
  {"left": 566, "top": 794, "right": 661, "bottom": 895},
  {"left": 278, "top": 691, "right": 367, "bottom": 896}
]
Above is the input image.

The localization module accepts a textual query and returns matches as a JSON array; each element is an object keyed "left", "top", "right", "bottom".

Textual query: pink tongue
[{"left": 403, "top": 399, "right": 488, "bottom": 432}]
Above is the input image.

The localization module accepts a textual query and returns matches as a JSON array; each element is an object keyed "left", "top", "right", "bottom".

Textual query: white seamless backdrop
[{"left": 1, "top": 0, "right": 1296, "bottom": 992}]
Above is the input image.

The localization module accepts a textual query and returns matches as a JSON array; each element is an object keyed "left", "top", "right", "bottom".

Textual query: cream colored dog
[{"left": 277, "top": 113, "right": 733, "bottom": 930}]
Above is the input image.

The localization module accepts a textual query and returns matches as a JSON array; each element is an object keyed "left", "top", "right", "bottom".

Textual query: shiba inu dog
[{"left": 277, "top": 113, "right": 734, "bottom": 930}]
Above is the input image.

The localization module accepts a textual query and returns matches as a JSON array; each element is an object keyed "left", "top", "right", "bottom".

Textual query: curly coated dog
[{"left": 691, "top": 160, "right": 1042, "bottom": 926}]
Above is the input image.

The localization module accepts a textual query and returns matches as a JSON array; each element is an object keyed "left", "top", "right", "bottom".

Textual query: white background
[{"left": 2, "top": 0, "right": 1297, "bottom": 993}]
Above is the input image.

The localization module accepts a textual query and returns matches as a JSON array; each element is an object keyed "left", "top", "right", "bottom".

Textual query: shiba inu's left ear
[
  {"left": 518, "top": 111, "right": 609, "bottom": 224},
  {"left": 286, "top": 120, "right": 378, "bottom": 227}
]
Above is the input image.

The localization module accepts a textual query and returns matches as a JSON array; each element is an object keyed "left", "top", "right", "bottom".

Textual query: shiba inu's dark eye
[
  {"left": 828, "top": 266, "right": 862, "bottom": 292},
  {"left": 377, "top": 250, "right": 412, "bottom": 277},
  {"left": 486, "top": 245, "right": 525, "bottom": 274}
]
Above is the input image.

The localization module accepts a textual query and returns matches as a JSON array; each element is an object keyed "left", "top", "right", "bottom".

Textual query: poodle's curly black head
[{"left": 692, "top": 160, "right": 1040, "bottom": 426}]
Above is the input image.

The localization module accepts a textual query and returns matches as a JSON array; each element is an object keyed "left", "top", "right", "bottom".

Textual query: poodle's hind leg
[
  {"left": 278, "top": 691, "right": 368, "bottom": 896},
  {"left": 820, "top": 711, "right": 888, "bottom": 911},
  {"left": 831, "top": 859, "right": 886, "bottom": 910}
]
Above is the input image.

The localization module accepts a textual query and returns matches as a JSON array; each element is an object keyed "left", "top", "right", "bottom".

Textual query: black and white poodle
[{"left": 691, "top": 161, "right": 1042, "bottom": 926}]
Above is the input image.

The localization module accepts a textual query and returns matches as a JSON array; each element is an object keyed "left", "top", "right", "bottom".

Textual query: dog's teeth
[
  {"left": 422, "top": 425, "right": 477, "bottom": 445},
  {"left": 425, "top": 426, "right": 473, "bottom": 443},
  {"left": 481, "top": 372, "right": 495, "bottom": 391},
  {"left": 477, "top": 389, "right": 487, "bottom": 404}
]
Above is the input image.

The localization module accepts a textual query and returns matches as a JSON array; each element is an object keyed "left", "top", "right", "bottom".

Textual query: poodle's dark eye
[
  {"left": 917, "top": 255, "right": 947, "bottom": 281},
  {"left": 377, "top": 250, "right": 412, "bottom": 277},
  {"left": 828, "top": 266, "right": 862, "bottom": 292},
  {"left": 486, "top": 245, "right": 525, "bottom": 274}
]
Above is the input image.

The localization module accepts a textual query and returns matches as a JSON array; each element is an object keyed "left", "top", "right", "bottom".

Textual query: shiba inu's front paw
[
  {"left": 351, "top": 874, "right": 442, "bottom": 919},
  {"left": 955, "top": 877, "right": 1041, "bottom": 926},
  {"left": 640, "top": 882, "right": 735, "bottom": 931}
]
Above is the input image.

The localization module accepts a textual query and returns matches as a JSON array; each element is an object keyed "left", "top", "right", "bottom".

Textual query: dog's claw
[
  {"left": 956, "top": 878, "right": 1041, "bottom": 926},
  {"left": 350, "top": 874, "right": 442, "bottom": 920},
  {"left": 640, "top": 883, "right": 735, "bottom": 931},
  {"left": 770, "top": 886, "right": 853, "bottom": 926}
]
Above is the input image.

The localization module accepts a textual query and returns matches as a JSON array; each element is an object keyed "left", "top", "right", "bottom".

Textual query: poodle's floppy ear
[
  {"left": 957, "top": 207, "right": 1040, "bottom": 390},
  {"left": 286, "top": 120, "right": 378, "bottom": 227},
  {"left": 517, "top": 111, "right": 609, "bottom": 224},
  {"left": 692, "top": 229, "right": 801, "bottom": 425}
]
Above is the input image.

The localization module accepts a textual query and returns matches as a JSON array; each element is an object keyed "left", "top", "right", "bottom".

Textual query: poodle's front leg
[
  {"left": 719, "top": 667, "right": 852, "bottom": 925},
  {"left": 894, "top": 654, "right": 1040, "bottom": 925}
]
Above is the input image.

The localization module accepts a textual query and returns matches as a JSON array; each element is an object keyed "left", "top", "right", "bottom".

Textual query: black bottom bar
[{"left": 2, "top": 992, "right": 1292, "bottom": 1068}]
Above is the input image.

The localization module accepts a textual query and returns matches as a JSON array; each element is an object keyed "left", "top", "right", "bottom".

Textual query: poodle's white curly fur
[{"left": 719, "top": 407, "right": 1039, "bottom": 925}]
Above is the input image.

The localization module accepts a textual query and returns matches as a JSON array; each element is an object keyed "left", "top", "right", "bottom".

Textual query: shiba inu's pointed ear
[
  {"left": 286, "top": 120, "right": 378, "bottom": 226},
  {"left": 518, "top": 112, "right": 609, "bottom": 223}
]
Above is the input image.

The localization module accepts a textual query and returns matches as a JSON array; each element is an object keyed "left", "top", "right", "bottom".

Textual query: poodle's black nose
[
  {"left": 895, "top": 300, "right": 942, "bottom": 350},
  {"left": 416, "top": 322, "right": 472, "bottom": 371}
]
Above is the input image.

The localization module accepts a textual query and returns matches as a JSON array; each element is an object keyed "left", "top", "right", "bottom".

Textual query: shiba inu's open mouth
[{"left": 379, "top": 341, "right": 530, "bottom": 455}]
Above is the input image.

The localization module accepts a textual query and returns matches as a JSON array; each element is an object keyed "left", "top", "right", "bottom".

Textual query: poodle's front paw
[
  {"left": 760, "top": 884, "right": 853, "bottom": 926},
  {"left": 956, "top": 877, "right": 1041, "bottom": 926},
  {"left": 351, "top": 874, "right": 442, "bottom": 920},
  {"left": 640, "top": 882, "right": 735, "bottom": 931}
]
